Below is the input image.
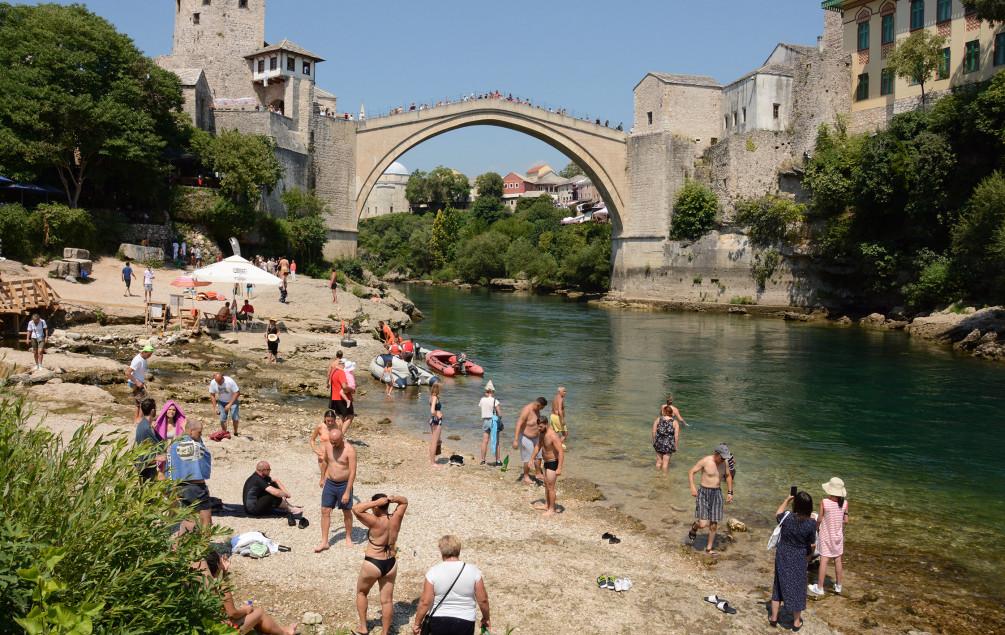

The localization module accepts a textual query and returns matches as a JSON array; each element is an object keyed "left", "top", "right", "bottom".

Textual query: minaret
[{"left": 169, "top": 0, "right": 266, "bottom": 100}]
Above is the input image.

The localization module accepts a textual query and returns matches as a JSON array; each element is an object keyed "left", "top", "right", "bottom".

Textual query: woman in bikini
[
  {"left": 428, "top": 383, "right": 444, "bottom": 467},
  {"left": 197, "top": 551, "right": 297, "bottom": 635},
  {"left": 352, "top": 494, "right": 409, "bottom": 635}
]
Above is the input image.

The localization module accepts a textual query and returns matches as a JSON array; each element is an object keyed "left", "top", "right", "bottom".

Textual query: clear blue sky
[{"left": 38, "top": 0, "right": 824, "bottom": 178}]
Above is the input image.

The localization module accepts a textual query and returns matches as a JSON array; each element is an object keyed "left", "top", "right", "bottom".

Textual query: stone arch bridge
[{"left": 312, "top": 100, "right": 629, "bottom": 256}]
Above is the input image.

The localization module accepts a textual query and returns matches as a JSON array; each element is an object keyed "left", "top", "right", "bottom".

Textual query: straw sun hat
[{"left": 822, "top": 477, "right": 847, "bottom": 498}]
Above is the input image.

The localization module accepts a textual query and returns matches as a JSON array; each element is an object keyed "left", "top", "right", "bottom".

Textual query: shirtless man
[
  {"left": 512, "top": 397, "right": 547, "bottom": 485},
  {"left": 550, "top": 386, "right": 568, "bottom": 447},
  {"left": 532, "top": 416, "right": 565, "bottom": 517},
  {"left": 315, "top": 427, "right": 357, "bottom": 552},
  {"left": 353, "top": 494, "right": 408, "bottom": 635},
  {"left": 308, "top": 409, "right": 339, "bottom": 476},
  {"left": 687, "top": 444, "right": 734, "bottom": 555}
]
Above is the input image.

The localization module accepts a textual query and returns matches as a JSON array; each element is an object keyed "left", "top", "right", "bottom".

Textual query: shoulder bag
[
  {"left": 766, "top": 511, "right": 791, "bottom": 550},
  {"left": 420, "top": 563, "right": 466, "bottom": 635}
]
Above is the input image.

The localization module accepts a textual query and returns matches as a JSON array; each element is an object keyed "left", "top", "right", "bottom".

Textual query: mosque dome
[{"left": 384, "top": 161, "right": 409, "bottom": 176}]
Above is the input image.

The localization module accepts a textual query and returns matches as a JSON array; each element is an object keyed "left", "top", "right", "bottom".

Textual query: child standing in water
[
  {"left": 809, "top": 477, "right": 849, "bottom": 597},
  {"left": 382, "top": 360, "right": 393, "bottom": 396}
]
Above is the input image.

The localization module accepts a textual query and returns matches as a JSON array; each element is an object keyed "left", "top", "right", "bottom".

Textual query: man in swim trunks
[
  {"left": 315, "top": 427, "right": 357, "bottom": 552},
  {"left": 687, "top": 443, "right": 734, "bottom": 555},
  {"left": 327, "top": 358, "right": 353, "bottom": 429},
  {"left": 512, "top": 397, "right": 547, "bottom": 485},
  {"left": 550, "top": 386, "right": 568, "bottom": 447},
  {"left": 533, "top": 416, "right": 565, "bottom": 517},
  {"left": 352, "top": 493, "right": 408, "bottom": 635}
]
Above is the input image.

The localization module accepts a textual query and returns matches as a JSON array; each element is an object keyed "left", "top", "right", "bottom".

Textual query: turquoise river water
[{"left": 372, "top": 283, "right": 1005, "bottom": 616}]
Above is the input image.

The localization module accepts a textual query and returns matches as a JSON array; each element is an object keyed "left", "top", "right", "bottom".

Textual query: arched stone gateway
[{"left": 355, "top": 101, "right": 628, "bottom": 231}]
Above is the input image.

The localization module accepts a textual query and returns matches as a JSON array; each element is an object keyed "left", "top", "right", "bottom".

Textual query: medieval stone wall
[
  {"left": 700, "top": 130, "right": 797, "bottom": 222},
  {"left": 310, "top": 116, "right": 358, "bottom": 258}
]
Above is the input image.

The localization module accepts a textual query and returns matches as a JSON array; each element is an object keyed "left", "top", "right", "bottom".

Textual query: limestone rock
[
  {"left": 728, "top": 306, "right": 747, "bottom": 314},
  {"left": 835, "top": 315, "right": 853, "bottom": 325},
  {"left": 953, "top": 329, "right": 982, "bottom": 351},
  {"left": 860, "top": 313, "right": 886, "bottom": 328},
  {"left": 118, "top": 243, "right": 164, "bottom": 262},
  {"left": 63, "top": 247, "right": 91, "bottom": 260},
  {"left": 783, "top": 311, "right": 811, "bottom": 322},
  {"left": 726, "top": 517, "right": 747, "bottom": 532}
]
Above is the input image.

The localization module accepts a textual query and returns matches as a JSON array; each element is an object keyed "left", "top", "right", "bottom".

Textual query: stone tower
[{"left": 167, "top": 0, "right": 265, "bottom": 100}]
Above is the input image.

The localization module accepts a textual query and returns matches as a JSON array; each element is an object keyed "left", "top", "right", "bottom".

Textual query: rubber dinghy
[
  {"left": 425, "top": 350, "right": 485, "bottom": 377},
  {"left": 370, "top": 354, "right": 438, "bottom": 389}
]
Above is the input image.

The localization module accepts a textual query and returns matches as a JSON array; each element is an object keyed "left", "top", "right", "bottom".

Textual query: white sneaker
[
  {"left": 808, "top": 583, "right": 825, "bottom": 596},
  {"left": 833, "top": 584, "right": 842, "bottom": 594}
]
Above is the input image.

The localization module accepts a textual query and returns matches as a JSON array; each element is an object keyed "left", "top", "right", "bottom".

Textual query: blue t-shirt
[{"left": 122, "top": 265, "right": 133, "bottom": 282}]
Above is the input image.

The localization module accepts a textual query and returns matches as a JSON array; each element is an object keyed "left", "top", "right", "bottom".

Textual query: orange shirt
[{"left": 329, "top": 368, "right": 347, "bottom": 401}]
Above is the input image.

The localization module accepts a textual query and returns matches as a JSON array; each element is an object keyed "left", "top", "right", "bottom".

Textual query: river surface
[{"left": 374, "top": 284, "right": 1005, "bottom": 609}]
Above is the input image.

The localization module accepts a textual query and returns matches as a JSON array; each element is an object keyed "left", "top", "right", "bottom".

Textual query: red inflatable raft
[{"left": 425, "top": 350, "right": 484, "bottom": 377}]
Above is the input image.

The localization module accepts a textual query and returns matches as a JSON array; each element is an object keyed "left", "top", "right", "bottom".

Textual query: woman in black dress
[{"left": 769, "top": 491, "right": 816, "bottom": 630}]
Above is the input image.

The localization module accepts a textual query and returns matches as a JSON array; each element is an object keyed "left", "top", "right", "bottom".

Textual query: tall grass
[{"left": 0, "top": 398, "right": 231, "bottom": 634}]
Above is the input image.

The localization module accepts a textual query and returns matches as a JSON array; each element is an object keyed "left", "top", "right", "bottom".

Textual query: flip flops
[
  {"left": 704, "top": 595, "right": 737, "bottom": 614},
  {"left": 597, "top": 576, "right": 633, "bottom": 592},
  {"left": 601, "top": 532, "right": 621, "bottom": 544}
]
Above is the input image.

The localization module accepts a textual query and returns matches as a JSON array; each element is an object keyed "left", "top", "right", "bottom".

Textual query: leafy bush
[
  {"left": 751, "top": 248, "right": 781, "bottom": 289},
  {"left": 903, "top": 250, "right": 953, "bottom": 309},
  {"left": 730, "top": 296, "right": 756, "bottom": 305},
  {"left": 191, "top": 129, "right": 283, "bottom": 206},
  {"left": 454, "top": 231, "right": 508, "bottom": 283},
  {"left": 334, "top": 257, "right": 365, "bottom": 282},
  {"left": 0, "top": 399, "right": 226, "bottom": 634},
  {"left": 279, "top": 213, "right": 327, "bottom": 266},
  {"left": 32, "top": 203, "right": 97, "bottom": 254},
  {"left": 951, "top": 171, "right": 1005, "bottom": 299},
  {"left": 670, "top": 181, "right": 719, "bottom": 241},
  {"left": 0, "top": 204, "right": 35, "bottom": 260},
  {"left": 735, "top": 195, "right": 805, "bottom": 246}
]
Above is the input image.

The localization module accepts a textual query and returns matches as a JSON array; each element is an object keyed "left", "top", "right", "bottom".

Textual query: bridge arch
[{"left": 354, "top": 101, "right": 628, "bottom": 232}]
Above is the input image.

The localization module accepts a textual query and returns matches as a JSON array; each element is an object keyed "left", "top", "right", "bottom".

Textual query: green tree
[
  {"left": 803, "top": 121, "right": 863, "bottom": 218},
  {"left": 559, "top": 162, "right": 584, "bottom": 178},
  {"left": 430, "top": 208, "right": 462, "bottom": 268},
  {"left": 454, "top": 231, "right": 508, "bottom": 283},
  {"left": 474, "top": 172, "right": 504, "bottom": 199},
  {"left": 961, "top": 0, "right": 1005, "bottom": 22},
  {"left": 951, "top": 171, "right": 1005, "bottom": 299},
  {"left": 405, "top": 166, "right": 469, "bottom": 212},
  {"left": 0, "top": 204, "right": 35, "bottom": 261},
  {"left": 735, "top": 195, "right": 806, "bottom": 246},
  {"left": 191, "top": 129, "right": 283, "bottom": 207},
  {"left": 0, "top": 3, "right": 185, "bottom": 208},
  {"left": 278, "top": 188, "right": 328, "bottom": 265},
  {"left": 33, "top": 203, "right": 97, "bottom": 253},
  {"left": 887, "top": 30, "right": 948, "bottom": 108},
  {"left": 670, "top": 181, "right": 719, "bottom": 240},
  {"left": 470, "top": 195, "right": 507, "bottom": 225}
]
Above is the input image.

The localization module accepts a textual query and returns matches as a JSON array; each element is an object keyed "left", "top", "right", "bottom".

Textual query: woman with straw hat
[
  {"left": 809, "top": 477, "right": 850, "bottom": 597},
  {"left": 265, "top": 318, "right": 280, "bottom": 364}
]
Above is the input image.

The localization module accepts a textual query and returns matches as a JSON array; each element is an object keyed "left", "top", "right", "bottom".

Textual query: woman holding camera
[{"left": 769, "top": 491, "right": 817, "bottom": 630}]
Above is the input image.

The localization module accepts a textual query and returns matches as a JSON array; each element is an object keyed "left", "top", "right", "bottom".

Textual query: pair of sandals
[
  {"left": 601, "top": 532, "right": 621, "bottom": 544},
  {"left": 596, "top": 575, "right": 633, "bottom": 592},
  {"left": 287, "top": 513, "right": 310, "bottom": 529},
  {"left": 768, "top": 618, "right": 802, "bottom": 631},
  {"left": 704, "top": 594, "right": 737, "bottom": 615}
]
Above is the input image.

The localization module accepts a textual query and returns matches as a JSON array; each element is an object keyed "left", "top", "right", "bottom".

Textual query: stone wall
[
  {"left": 789, "top": 9, "right": 851, "bottom": 155},
  {"left": 166, "top": 0, "right": 264, "bottom": 101},
  {"left": 121, "top": 223, "right": 174, "bottom": 249},
  {"left": 263, "top": 146, "right": 311, "bottom": 216},
  {"left": 310, "top": 115, "right": 358, "bottom": 258},
  {"left": 700, "top": 130, "right": 797, "bottom": 221}
]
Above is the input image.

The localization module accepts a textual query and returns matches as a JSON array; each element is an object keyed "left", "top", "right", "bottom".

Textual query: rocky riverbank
[{"left": 596, "top": 293, "right": 1005, "bottom": 363}]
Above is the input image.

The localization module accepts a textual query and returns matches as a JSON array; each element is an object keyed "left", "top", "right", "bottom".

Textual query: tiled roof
[{"left": 245, "top": 39, "right": 324, "bottom": 61}]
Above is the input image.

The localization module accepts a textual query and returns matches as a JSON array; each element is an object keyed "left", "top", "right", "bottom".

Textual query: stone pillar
[
  {"left": 310, "top": 116, "right": 358, "bottom": 259},
  {"left": 612, "top": 131, "right": 694, "bottom": 292}
]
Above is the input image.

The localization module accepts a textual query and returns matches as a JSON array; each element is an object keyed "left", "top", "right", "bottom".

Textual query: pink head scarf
[{"left": 154, "top": 400, "right": 187, "bottom": 440}]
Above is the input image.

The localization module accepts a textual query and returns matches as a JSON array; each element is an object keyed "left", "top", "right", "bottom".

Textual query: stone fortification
[{"left": 310, "top": 116, "right": 358, "bottom": 259}]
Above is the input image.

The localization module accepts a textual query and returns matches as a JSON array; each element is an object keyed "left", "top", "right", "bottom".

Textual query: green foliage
[
  {"left": 470, "top": 195, "right": 506, "bottom": 225},
  {"left": 474, "top": 172, "right": 504, "bottom": 200},
  {"left": 951, "top": 172, "right": 1005, "bottom": 300},
  {"left": 334, "top": 257, "right": 366, "bottom": 282},
  {"left": 405, "top": 166, "right": 469, "bottom": 212},
  {"left": 887, "top": 30, "right": 947, "bottom": 106},
  {"left": 752, "top": 248, "right": 781, "bottom": 289},
  {"left": 357, "top": 194, "right": 612, "bottom": 291},
  {"left": 735, "top": 195, "right": 805, "bottom": 245},
  {"left": 191, "top": 129, "right": 283, "bottom": 206},
  {"left": 558, "top": 162, "right": 585, "bottom": 178},
  {"left": 961, "top": 0, "right": 1005, "bottom": 22},
  {"left": 730, "top": 296, "right": 756, "bottom": 305},
  {"left": 33, "top": 204, "right": 97, "bottom": 254},
  {"left": 903, "top": 250, "right": 954, "bottom": 309},
  {"left": 0, "top": 399, "right": 226, "bottom": 633},
  {"left": 0, "top": 3, "right": 184, "bottom": 207},
  {"left": 0, "top": 204, "right": 35, "bottom": 260},
  {"left": 670, "top": 181, "right": 719, "bottom": 241},
  {"left": 745, "top": 138, "right": 757, "bottom": 152},
  {"left": 281, "top": 187, "right": 327, "bottom": 218},
  {"left": 273, "top": 188, "right": 327, "bottom": 265},
  {"left": 803, "top": 121, "right": 863, "bottom": 218}
]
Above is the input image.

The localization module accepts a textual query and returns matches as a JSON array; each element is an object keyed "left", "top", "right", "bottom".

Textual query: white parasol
[{"left": 191, "top": 255, "right": 283, "bottom": 286}]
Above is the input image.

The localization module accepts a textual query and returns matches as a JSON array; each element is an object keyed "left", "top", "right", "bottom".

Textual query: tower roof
[{"left": 245, "top": 39, "right": 325, "bottom": 62}]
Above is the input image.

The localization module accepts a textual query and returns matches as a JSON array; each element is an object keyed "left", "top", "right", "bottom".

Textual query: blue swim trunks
[{"left": 321, "top": 479, "right": 352, "bottom": 509}]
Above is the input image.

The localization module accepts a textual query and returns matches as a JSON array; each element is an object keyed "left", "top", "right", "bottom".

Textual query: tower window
[
  {"left": 193, "top": 12, "right": 200, "bottom": 24},
  {"left": 856, "top": 73, "right": 870, "bottom": 101},
  {"left": 881, "top": 14, "right": 894, "bottom": 44},
  {"left": 965, "top": 40, "right": 980, "bottom": 73},
  {"left": 239, "top": 0, "right": 248, "bottom": 6},
  {"left": 857, "top": 21, "right": 870, "bottom": 51},
  {"left": 647, "top": 111, "right": 652, "bottom": 125},
  {"left": 257, "top": 59, "right": 265, "bottom": 73},
  {"left": 287, "top": 56, "right": 296, "bottom": 71},
  {"left": 741, "top": 107, "right": 747, "bottom": 124},
  {"left": 203, "top": 0, "right": 211, "bottom": 5},
  {"left": 269, "top": 56, "right": 277, "bottom": 71},
  {"left": 910, "top": 0, "right": 924, "bottom": 31},
  {"left": 773, "top": 103, "right": 780, "bottom": 119},
  {"left": 302, "top": 62, "right": 311, "bottom": 76}
]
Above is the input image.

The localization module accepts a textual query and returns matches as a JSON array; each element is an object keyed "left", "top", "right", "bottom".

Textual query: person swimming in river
[{"left": 352, "top": 493, "right": 408, "bottom": 635}]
